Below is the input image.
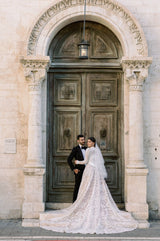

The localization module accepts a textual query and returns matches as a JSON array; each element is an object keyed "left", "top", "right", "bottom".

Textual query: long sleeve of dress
[{"left": 76, "top": 148, "right": 90, "bottom": 165}]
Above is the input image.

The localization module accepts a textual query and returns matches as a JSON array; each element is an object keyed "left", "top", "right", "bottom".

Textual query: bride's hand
[{"left": 75, "top": 160, "right": 78, "bottom": 164}]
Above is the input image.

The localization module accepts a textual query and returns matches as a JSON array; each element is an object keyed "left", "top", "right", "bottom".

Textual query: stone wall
[
  {"left": 0, "top": 0, "right": 160, "bottom": 219},
  {"left": 0, "top": 0, "right": 51, "bottom": 219},
  {"left": 121, "top": 0, "right": 160, "bottom": 220}
]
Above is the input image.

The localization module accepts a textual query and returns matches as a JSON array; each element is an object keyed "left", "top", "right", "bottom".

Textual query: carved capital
[
  {"left": 121, "top": 57, "right": 152, "bottom": 91},
  {"left": 21, "top": 56, "right": 50, "bottom": 87}
]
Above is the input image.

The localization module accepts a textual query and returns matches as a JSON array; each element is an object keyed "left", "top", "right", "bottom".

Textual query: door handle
[
  {"left": 100, "top": 128, "right": 107, "bottom": 138},
  {"left": 64, "top": 128, "right": 71, "bottom": 137}
]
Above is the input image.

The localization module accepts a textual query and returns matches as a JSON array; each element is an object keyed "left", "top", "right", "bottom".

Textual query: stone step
[{"left": 45, "top": 202, "right": 125, "bottom": 210}]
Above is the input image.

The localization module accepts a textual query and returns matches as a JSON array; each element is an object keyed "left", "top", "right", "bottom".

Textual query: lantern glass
[{"left": 78, "top": 41, "right": 89, "bottom": 59}]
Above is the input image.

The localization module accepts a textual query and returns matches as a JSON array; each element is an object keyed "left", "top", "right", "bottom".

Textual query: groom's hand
[{"left": 73, "top": 169, "right": 79, "bottom": 174}]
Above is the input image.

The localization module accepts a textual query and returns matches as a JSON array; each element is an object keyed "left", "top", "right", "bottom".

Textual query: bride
[{"left": 40, "top": 137, "right": 138, "bottom": 234}]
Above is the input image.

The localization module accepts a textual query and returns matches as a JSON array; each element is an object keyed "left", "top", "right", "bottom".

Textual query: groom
[{"left": 67, "top": 134, "right": 87, "bottom": 202}]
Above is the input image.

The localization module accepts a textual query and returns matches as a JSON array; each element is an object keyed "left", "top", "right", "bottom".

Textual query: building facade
[{"left": 0, "top": 0, "right": 159, "bottom": 227}]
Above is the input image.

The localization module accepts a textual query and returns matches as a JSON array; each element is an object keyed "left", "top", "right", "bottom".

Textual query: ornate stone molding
[
  {"left": 122, "top": 56, "right": 151, "bottom": 223},
  {"left": 20, "top": 56, "right": 50, "bottom": 168},
  {"left": 122, "top": 57, "right": 152, "bottom": 91},
  {"left": 121, "top": 57, "right": 152, "bottom": 70},
  {"left": 27, "top": 0, "right": 147, "bottom": 56},
  {"left": 21, "top": 56, "right": 50, "bottom": 84}
]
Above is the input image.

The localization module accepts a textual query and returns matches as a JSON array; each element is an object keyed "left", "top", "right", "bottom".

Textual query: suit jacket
[{"left": 67, "top": 145, "right": 87, "bottom": 171}]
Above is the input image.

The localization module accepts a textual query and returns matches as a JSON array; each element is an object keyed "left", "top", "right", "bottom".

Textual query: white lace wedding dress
[{"left": 40, "top": 146, "right": 138, "bottom": 234}]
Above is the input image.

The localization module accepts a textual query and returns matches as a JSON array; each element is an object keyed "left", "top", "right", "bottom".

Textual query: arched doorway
[
  {"left": 21, "top": 0, "right": 152, "bottom": 226},
  {"left": 47, "top": 21, "right": 124, "bottom": 204}
]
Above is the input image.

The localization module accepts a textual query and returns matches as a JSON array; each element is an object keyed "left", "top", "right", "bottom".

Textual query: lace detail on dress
[{"left": 40, "top": 148, "right": 138, "bottom": 234}]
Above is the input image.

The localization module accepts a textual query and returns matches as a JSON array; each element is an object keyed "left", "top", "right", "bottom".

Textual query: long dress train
[{"left": 40, "top": 147, "right": 138, "bottom": 234}]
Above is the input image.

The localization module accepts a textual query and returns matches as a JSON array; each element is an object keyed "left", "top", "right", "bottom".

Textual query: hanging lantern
[{"left": 78, "top": 40, "right": 89, "bottom": 59}]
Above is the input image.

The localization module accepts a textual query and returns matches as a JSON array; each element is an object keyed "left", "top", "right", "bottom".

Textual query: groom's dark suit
[{"left": 67, "top": 145, "right": 87, "bottom": 202}]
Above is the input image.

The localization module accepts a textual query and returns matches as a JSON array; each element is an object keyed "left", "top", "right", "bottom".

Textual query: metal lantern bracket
[{"left": 78, "top": 0, "right": 90, "bottom": 59}]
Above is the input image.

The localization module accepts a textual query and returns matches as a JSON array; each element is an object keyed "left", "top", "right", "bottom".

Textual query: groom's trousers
[{"left": 73, "top": 170, "right": 84, "bottom": 202}]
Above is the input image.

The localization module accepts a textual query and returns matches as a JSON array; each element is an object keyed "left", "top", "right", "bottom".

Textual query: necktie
[{"left": 81, "top": 147, "right": 86, "bottom": 149}]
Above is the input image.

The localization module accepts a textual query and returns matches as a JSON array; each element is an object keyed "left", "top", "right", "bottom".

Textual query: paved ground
[{"left": 0, "top": 220, "right": 160, "bottom": 241}]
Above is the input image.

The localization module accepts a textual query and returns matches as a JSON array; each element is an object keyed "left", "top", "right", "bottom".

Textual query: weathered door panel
[{"left": 47, "top": 71, "right": 122, "bottom": 203}]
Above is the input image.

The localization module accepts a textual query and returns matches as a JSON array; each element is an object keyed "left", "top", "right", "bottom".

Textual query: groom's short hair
[{"left": 77, "top": 134, "right": 84, "bottom": 140}]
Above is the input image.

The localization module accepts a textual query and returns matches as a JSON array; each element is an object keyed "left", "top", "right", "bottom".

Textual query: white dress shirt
[{"left": 79, "top": 144, "right": 86, "bottom": 159}]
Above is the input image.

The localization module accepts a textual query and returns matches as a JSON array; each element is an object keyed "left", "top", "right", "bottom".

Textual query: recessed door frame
[{"left": 46, "top": 67, "right": 124, "bottom": 204}]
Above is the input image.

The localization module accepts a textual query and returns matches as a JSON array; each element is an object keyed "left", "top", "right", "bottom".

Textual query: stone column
[
  {"left": 21, "top": 56, "right": 50, "bottom": 226},
  {"left": 122, "top": 57, "right": 152, "bottom": 228}
]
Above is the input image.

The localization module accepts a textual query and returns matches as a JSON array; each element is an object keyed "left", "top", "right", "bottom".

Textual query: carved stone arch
[{"left": 26, "top": 0, "right": 148, "bottom": 57}]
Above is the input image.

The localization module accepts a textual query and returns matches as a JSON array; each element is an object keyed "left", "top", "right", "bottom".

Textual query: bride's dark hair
[{"left": 88, "top": 137, "right": 96, "bottom": 146}]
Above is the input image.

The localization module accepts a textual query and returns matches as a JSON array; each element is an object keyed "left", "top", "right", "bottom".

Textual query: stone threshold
[{"left": 45, "top": 203, "right": 125, "bottom": 210}]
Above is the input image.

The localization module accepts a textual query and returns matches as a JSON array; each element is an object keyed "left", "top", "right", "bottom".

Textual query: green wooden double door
[{"left": 47, "top": 70, "right": 123, "bottom": 203}]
